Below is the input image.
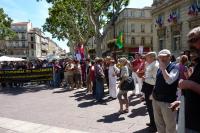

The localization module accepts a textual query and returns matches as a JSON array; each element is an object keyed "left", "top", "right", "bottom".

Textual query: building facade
[
  {"left": 152, "top": 0, "right": 200, "bottom": 56},
  {"left": 5, "top": 21, "right": 65, "bottom": 59},
  {"left": 101, "top": 7, "right": 153, "bottom": 57},
  {"left": 28, "top": 28, "right": 49, "bottom": 59},
  {"left": 6, "top": 22, "right": 31, "bottom": 59}
]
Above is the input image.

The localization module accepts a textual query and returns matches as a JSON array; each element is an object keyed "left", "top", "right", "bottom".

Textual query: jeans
[{"left": 95, "top": 79, "right": 104, "bottom": 101}]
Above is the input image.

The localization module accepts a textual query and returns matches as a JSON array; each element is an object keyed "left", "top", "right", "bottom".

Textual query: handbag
[{"left": 120, "top": 76, "right": 135, "bottom": 91}]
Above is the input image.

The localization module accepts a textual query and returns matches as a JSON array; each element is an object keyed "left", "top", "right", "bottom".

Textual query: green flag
[{"left": 116, "top": 32, "right": 124, "bottom": 49}]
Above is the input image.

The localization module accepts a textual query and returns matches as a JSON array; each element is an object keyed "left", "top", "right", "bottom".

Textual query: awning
[{"left": 0, "top": 56, "right": 25, "bottom": 62}]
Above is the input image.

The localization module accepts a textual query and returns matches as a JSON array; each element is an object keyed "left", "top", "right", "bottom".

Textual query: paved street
[{"left": 0, "top": 84, "right": 150, "bottom": 133}]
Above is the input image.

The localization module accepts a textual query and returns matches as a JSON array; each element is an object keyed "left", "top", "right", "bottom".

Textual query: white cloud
[
  {"left": 128, "top": 0, "right": 153, "bottom": 8},
  {"left": 0, "top": 0, "right": 69, "bottom": 52}
]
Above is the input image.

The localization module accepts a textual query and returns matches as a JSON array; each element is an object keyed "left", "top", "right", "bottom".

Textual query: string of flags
[
  {"left": 188, "top": 3, "right": 200, "bottom": 16},
  {"left": 168, "top": 11, "right": 177, "bottom": 23},
  {"left": 156, "top": 16, "right": 163, "bottom": 27}
]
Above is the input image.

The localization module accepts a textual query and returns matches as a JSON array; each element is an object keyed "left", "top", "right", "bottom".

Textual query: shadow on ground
[
  {"left": 129, "top": 98, "right": 142, "bottom": 107},
  {"left": 128, "top": 106, "right": 147, "bottom": 118},
  {"left": 97, "top": 112, "right": 125, "bottom": 123},
  {"left": 70, "top": 88, "right": 113, "bottom": 108},
  {"left": 0, "top": 84, "right": 51, "bottom": 95},
  {"left": 133, "top": 127, "right": 150, "bottom": 133}
]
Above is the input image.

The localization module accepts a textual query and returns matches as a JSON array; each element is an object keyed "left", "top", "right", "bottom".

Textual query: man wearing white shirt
[{"left": 141, "top": 52, "right": 159, "bottom": 132}]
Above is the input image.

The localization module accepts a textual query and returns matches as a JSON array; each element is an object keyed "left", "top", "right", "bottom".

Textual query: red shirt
[
  {"left": 132, "top": 59, "right": 143, "bottom": 72},
  {"left": 90, "top": 65, "right": 95, "bottom": 81}
]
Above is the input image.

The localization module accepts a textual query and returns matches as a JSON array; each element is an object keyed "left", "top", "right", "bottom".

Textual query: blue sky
[{"left": 0, "top": 0, "right": 153, "bottom": 52}]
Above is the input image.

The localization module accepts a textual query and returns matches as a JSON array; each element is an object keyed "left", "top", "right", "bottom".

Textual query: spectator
[
  {"left": 117, "top": 58, "right": 129, "bottom": 114},
  {"left": 152, "top": 49, "right": 179, "bottom": 133},
  {"left": 95, "top": 58, "right": 105, "bottom": 102},
  {"left": 141, "top": 52, "right": 159, "bottom": 132},
  {"left": 88, "top": 61, "right": 95, "bottom": 94},
  {"left": 73, "top": 60, "right": 82, "bottom": 89},
  {"left": 179, "top": 27, "right": 200, "bottom": 133},
  {"left": 108, "top": 59, "right": 119, "bottom": 99},
  {"left": 64, "top": 58, "right": 74, "bottom": 90},
  {"left": 131, "top": 53, "right": 143, "bottom": 96}
]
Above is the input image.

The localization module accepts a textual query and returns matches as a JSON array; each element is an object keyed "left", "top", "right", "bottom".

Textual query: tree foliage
[
  {"left": 38, "top": 0, "right": 129, "bottom": 55},
  {"left": 0, "top": 8, "right": 15, "bottom": 40}
]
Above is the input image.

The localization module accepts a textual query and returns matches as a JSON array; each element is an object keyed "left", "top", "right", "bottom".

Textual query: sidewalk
[{"left": 0, "top": 117, "right": 89, "bottom": 133}]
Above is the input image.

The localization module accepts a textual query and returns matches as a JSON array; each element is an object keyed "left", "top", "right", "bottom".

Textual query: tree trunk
[
  {"left": 95, "top": 35, "right": 103, "bottom": 57},
  {"left": 0, "top": 40, "right": 6, "bottom": 55}
]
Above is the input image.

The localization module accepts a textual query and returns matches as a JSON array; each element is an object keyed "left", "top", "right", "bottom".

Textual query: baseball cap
[
  {"left": 158, "top": 49, "right": 171, "bottom": 56},
  {"left": 145, "top": 52, "right": 157, "bottom": 58}
]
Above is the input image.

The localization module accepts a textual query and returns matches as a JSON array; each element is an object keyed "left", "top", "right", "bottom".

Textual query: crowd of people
[{"left": 0, "top": 27, "right": 200, "bottom": 133}]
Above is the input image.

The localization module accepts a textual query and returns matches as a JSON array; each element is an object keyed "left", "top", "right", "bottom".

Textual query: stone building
[
  {"left": 4, "top": 21, "right": 64, "bottom": 59},
  {"left": 28, "top": 28, "right": 49, "bottom": 59},
  {"left": 101, "top": 7, "right": 153, "bottom": 57},
  {"left": 5, "top": 22, "right": 32, "bottom": 59},
  {"left": 152, "top": 0, "right": 200, "bottom": 56}
]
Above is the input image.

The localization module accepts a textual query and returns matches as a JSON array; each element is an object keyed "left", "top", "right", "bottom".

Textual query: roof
[{"left": 12, "top": 22, "right": 30, "bottom": 26}]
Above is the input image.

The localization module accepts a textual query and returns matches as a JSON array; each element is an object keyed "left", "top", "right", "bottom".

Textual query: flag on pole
[{"left": 116, "top": 32, "right": 124, "bottom": 49}]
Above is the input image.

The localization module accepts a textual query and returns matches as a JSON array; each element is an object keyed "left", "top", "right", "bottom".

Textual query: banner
[{"left": 0, "top": 67, "right": 53, "bottom": 83}]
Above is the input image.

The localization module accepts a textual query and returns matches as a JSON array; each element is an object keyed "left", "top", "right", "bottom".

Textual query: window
[
  {"left": 22, "top": 41, "right": 25, "bottom": 48},
  {"left": 21, "top": 33, "right": 25, "bottom": 40},
  {"left": 131, "top": 11, "right": 135, "bottom": 17},
  {"left": 31, "top": 36, "right": 34, "bottom": 42},
  {"left": 13, "top": 42, "right": 16, "bottom": 48},
  {"left": 151, "top": 24, "right": 153, "bottom": 33},
  {"left": 25, "top": 42, "right": 28, "bottom": 47},
  {"left": 19, "top": 42, "right": 22, "bottom": 47},
  {"left": 141, "top": 24, "right": 145, "bottom": 33},
  {"left": 15, "top": 42, "right": 19, "bottom": 47},
  {"left": 159, "top": 39, "right": 164, "bottom": 50},
  {"left": 141, "top": 37, "right": 145, "bottom": 45},
  {"left": 141, "top": 10, "right": 145, "bottom": 17},
  {"left": 172, "top": 36, "right": 181, "bottom": 51},
  {"left": 131, "top": 37, "right": 135, "bottom": 45},
  {"left": 32, "top": 51, "right": 34, "bottom": 56},
  {"left": 131, "top": 24, "right": 135, "bottom": 32},
  {"left": 31, "top": 43, "right": 34, "bottom": 49},
  {"left": 26, "top": 50, "right": 29, "bottom": 55}
]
